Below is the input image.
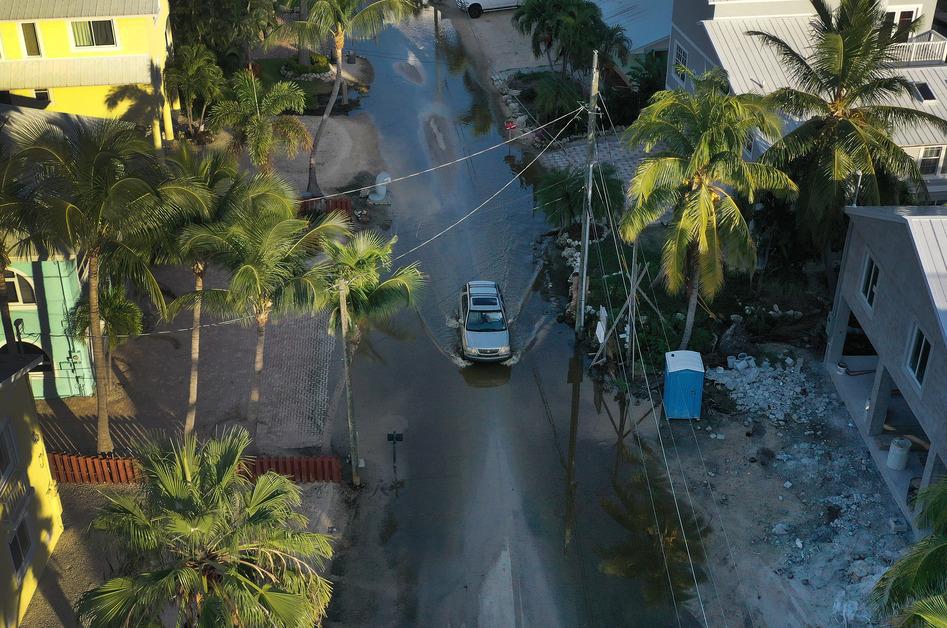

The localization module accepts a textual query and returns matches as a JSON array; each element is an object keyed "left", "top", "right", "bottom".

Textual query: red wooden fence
[{"left": 48, "top": 453, "right": 342, "bottom": 485}]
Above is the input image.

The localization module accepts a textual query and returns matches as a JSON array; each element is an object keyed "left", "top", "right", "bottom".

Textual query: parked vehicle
[
  {"left": 456, "top": 0, "right": 521, "bottom": 19},
  {"left": 459, "top": 281, "right": 511, "bottom": 362}
]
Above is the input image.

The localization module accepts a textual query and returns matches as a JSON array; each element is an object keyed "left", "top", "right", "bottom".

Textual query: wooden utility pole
[{"left": 575, "top": 50, "right": 600, "bottom": 336}]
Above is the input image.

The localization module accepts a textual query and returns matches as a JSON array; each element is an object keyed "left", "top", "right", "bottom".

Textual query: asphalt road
[{"left": 328, "top": 8, "right": 706, "bottom": 626}]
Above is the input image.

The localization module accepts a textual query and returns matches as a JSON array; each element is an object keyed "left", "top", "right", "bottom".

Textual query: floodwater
[{"left": 329, "top": 7, "right": 710, "bottom": 626}]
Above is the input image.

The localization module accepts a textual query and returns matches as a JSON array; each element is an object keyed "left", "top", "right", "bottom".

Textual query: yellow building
[
  {"left": 0, "top": 354, "right": 64, "bottom": 627},
  {"left": 0, "top": 0, "right": 175, "bottom": 148}
]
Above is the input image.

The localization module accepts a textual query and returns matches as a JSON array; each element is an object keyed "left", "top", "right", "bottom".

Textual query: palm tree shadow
[{"left": 104, "top": 63, "right": 164, "bottom": 131}]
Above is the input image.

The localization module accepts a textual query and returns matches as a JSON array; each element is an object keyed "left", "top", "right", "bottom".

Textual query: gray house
[{"left": 825, "top": 206, "right": 947, "bottom": 525}]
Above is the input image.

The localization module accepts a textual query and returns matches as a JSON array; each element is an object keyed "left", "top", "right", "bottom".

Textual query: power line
[
  {"left": 314, "top": 107, "right": 583, "bottom": 200},
  {"left": 393, "top": 108, "right": 583, "bottom": 262}
]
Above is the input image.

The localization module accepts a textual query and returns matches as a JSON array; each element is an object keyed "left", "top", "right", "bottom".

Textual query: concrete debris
[
  {"left": 772, "top": 523, "right": 790, "bottom": 535},
  {"left": 784, "top": 481, "right": 793, "bottom": 489}
]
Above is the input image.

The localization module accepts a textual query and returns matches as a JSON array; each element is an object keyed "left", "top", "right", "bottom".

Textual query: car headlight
[{"left": 498, "top": 346, "right": 510, "bottom": 354}]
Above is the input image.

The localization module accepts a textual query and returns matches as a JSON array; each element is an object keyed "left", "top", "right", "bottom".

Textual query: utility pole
[{"left": 575, "top": 50, "right": 600, "bottom": 336}]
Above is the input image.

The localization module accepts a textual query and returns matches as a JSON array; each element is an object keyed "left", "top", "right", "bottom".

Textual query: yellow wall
[
  {"left": 0, "top": 376, "right": 64, "bottom": 627},
  {"left": 10, "top": 83, "right": 158, "bottom": 123},
  {"left": 0, "top": 0, "right": 175, "bottom": 145}
]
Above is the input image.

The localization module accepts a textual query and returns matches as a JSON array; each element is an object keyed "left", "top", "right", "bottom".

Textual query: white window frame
[
  {"left": 3, "top": 269, "right": 36, "bottom": 307},
  {"left": 0, "top": 419, "right": 18, "bottom": 495},
  {"left": 68, "top": 19, "right": 120, "bottom": 51},
  {"left": 673, "top": 44, "right": 688, "bottom": 85},
  {"left": 7, "top": 513, "right": 33, "bottom": 583},
  {"left": 905, "top": 323, "right": 932, "bottom": 388},
  {"left": 743, "top": 135, "right": 755, "bottom": 159},
  {"left": 18, "top": 22, "right": 43, "bottom": 58},
  {"left": 32, "top": 88, "right": 51, "bottom": 103},
  {"left": 918, "top": 146, "right": 945, "bottom": 176},
  {"left": 860, "top": 253, "right": 880, "bottom": 309}
]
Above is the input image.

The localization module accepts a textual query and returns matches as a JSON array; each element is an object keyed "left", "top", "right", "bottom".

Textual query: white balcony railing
[{"left": 891, "top": 33, "right": 947, "bottom": 66}]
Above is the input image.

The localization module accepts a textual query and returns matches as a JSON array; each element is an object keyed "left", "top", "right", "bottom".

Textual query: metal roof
[
  {"left": 592, "top": 0, "right": 672, "bottom": 53},
  {"left": 665, "top": 350, "right": 705, "bottom": 373},
  {"left": 703, "top": 16, "right": 947, "bottom": 147},
  {"left": 0, "top": 55, "right": 153, "bottom": 89},
  {"left": 0, "top": 354, "right": 41, "bottom": 390},
  {"left": 846, "top": 205, "right": 947, "bottom": 347},
  {"left": 0, "top": 0, "right": 160, "bottom": 20}
]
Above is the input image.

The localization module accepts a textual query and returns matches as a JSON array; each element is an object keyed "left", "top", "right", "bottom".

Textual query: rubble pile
[{"left": 706, "top": 354, "right": 838, "bottom": 425}]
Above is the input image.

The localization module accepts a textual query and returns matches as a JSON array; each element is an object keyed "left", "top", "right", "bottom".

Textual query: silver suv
[{"left": 460, "top": 281, "right": 511, "bottom": 362}]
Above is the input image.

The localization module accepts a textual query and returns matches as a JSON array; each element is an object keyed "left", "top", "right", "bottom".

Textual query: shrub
[{"left": 310, "top": 53, "right": 331, "bottom": 74}]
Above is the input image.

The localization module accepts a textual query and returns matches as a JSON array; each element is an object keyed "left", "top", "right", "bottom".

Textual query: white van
[{"left": 456, "top": 0, "right": 521, "bottom": 18}]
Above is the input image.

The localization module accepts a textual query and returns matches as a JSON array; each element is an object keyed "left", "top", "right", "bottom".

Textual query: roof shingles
[{"left": 0, "top": 0, "right": 160, "bottom": 20}]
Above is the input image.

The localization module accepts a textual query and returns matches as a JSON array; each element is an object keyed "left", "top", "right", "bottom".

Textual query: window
[
  {"left": 907, "top": 326, "right": 932, "bottom": 385},
  {"left": 913, "top": 82, "right": 936, "bottom": 102},
  {"left": 8, "top": 517, "right": 31, "bottom": 576},
  {"left": 20, "top": 23, "right": 41, "bottom": 57},
  {"left": 674, "top": 44, "right": 688, "bottom": 83},
  {"left": 744, "top": 135, "right": 755, "bottom": 157},
  {"left": 3, "top": 270, "right": 35, "bottom": 305},
  {"left": 71, "top": 20, "right": 116, "bottom": 48},
  {"left": 920, "top": 147, "right": 943, "bottom": 175},
  {"left": 33, "top": 89, "right": 49, "bottom": 102},
  {"left": 884, "top": 8, "right": 917, "bottom": 42},
  {"left": 861, "top": 255, "right": 880, "bottom": 307},
  {"left": 0, "top": 423, "right": 15, "bottom": 489}
]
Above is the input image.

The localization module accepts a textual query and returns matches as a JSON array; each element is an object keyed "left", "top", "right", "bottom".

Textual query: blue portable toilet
[{"left": 663, "top": 351, "right": 705, "bottom": 420}]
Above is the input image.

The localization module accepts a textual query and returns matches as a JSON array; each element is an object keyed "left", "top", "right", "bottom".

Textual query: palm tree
[
  {"left": 75, "top": 427, "right": 334, "bottom": 626},
  {"left": 511, "top": 0, "right": 577, "bottom": 71},
  {"left": 67, "top": 285, "right": 143, "bottom": 399},
  {"left": 316, "top": 233, "right": 424, "bottom": 486},
  {"left": 209, "top": 70, "right": 310, "bottom": 173},
  {"left": 162, "top": 146, "right": 240, "bottom": 437},
  {"left": 280, "top": 0, "right": 412, "bottom": 195},
  {"left": 0, "top": 143, "right": 32, "bottom": 355},
  {"left": 14, "top": 118, "right": 208, "bottom": 453},
  {"left": 749, "top": 0, "right": 947, "bottom": 280},
  {"left": 164, "top": 43, "right": 226, "bottom": 137},
  {"left": 872, "top": 477, "right": 947, "bottom": 625},
  {"left": 536, "top": 163, "right": 623, "bottom": 231},
  {"left": 534, "top": 74, "right": 582, "bottom": 124},
  {"left": 171, "top": 192, "right": 349, "bottom": 425},
  {"left": 620, "top": 69, "right": 797, "bottom": 349}
]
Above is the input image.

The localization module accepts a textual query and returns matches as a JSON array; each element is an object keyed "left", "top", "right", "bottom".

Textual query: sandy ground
[
  {"left": 652, "top": 346, "right": 910, "bottom": 626},
  {"left": 447, "top": 5, "right": 550, "bottom": 75},
  {"left": 20, "top": 482, "right": 353, "bottom": 626}
]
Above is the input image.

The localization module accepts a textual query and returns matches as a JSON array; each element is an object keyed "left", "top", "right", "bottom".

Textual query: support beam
[
  {"left": 866, "top": 365, "right": 893, "bottom": 435},
  {"left": 916, "top": 452, "right": 945, "bottom": 518},
  {"left": 162, "top": 97, "right": 174, "bottom": 142},
  {"left": 825, "top": 297, "right": 851, "bottom": 368}
]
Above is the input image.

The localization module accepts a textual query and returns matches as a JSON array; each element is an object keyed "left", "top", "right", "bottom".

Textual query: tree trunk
[
  {"left": 339, "top": 282, "right": 361, "bottom": 487},
  {"left": 248, "top": 314, "right": 268, "bottom": 424},
  {"left": 298, "top": 0, "right": 309, "bottom": 65},
  {"left": 678, "top": 273, "right": 699, "bottom": 351},
  {"left": 0, "top": 259, "right": 20, "bottom": 354},
  {"left": 306, "top": 37, "right": 344, "bottom": 195},
  {"left": 183, "top": 265, "right": 204, "bottom": 438},
  {"left": 185, "top": 99, "right": 195, "bottom": 135},
  {"left": 88, "top": 254, "right": 114, "bottom": 453},
  {"left": 198, "top": 100, "right": 209, "bottom": 132}
]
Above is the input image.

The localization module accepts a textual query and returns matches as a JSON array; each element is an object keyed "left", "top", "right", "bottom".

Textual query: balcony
[
  {"left": 0, "top": 469, "right": 32, "bottom": 521},
  {"left": 892, "top": 32, "right": 947, "bottom": 66}
]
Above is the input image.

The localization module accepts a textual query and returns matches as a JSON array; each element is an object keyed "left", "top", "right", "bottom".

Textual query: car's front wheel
[{"left": 467, "top": 3, "right": 483, "bottom": 18}]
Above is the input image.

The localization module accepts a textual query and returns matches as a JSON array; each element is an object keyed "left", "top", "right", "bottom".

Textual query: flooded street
[{"left": 329, "top": 8, "right": 707, "bottom": 626}]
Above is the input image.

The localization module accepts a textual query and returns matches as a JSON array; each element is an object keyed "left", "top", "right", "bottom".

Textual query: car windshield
[{"left": 466, "top": 310, "right": 506, "bottom": 332}]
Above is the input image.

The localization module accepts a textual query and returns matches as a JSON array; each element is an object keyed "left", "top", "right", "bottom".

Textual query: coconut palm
[
  {"left": 161, "top": 146, "right": 241, "bottom": 437},
  {"left": 511, "top": 0, "right": 578, "bottom": 71},
  {"left": 872, "top": 478, "right": 947, "bottom": 625},
  {"left": 164, "top": 43, "right": 226, "bottom": 137},
  {"left": 280, "top": 0, "right": 412, "bottom": 195},
  {"left": 13, "top": 118, "right": 208, "bottom": 453},
  {"left": 315, "top": 233, "right": 424, "bottom": 486},
  {"left": 534, "top": 74, "right": 582, "bottom": 124},
  {"left": 75, "top": 427, "right": 334, "bottom": 626},
  {"left": 749, "top": 0, "right": 947, "bottom": 269},
  {"left": 0, "top": 142, "right": 33, "bottom": 355},
  {"left": 620, "top": 69, "right": 797, "bottom": 349},
  {"left": 537, "top": 163, "right": 623, "bottom": 231},
  {"left": 67, "top": 285, "right": 143, "bottom": 399},
  {"left": 209, "top": 70, "right": 310, "bottom": 173},
  {"left": 171, "top": 191, "right": 349, "bottom": 424}
]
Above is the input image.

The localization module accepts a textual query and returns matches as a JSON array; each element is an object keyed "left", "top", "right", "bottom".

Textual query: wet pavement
[{"left": 329, "top": 8, "right": 711, "bottom": 626}]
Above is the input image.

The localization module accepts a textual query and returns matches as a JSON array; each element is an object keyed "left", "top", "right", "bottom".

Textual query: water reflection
[{"left": 597, "top": 393, "right": 708, "bottom": 609}]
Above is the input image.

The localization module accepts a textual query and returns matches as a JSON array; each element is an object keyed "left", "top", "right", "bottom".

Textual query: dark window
[
  {"left": 920, "top": 147, "right": 943, "bottom": 175},
  {"left": 913, "top": 82, "right": 936, "bottom": 101},
  {"left": 21, "top": 23, "right": 40, "bottom": 57},
  {"left": 0, "top": 424, "right": 14, "bottom": 485},
  {"left": 2, "top": 270, "right": 35, "bottom": 304},
  {"left": 72, "top": 20, "right": 116, "bottom": 47},
  {"left": 861, "top": 256, "right": 880, "bottom": 307},
  {"left": 33, "top": 89, "right": 49, "bottom": 102},
  {"left": 8, "top": 518, "right": 31, "bottom": 575},
  {"left": 674, "top": 45, "right": 688, "bottom": 83},
  {"left": 908, "top": 326, "right": 931, "bottom": 385},
  {"left": 471, "top": 297, "right": 498, "bottom": 306}
]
